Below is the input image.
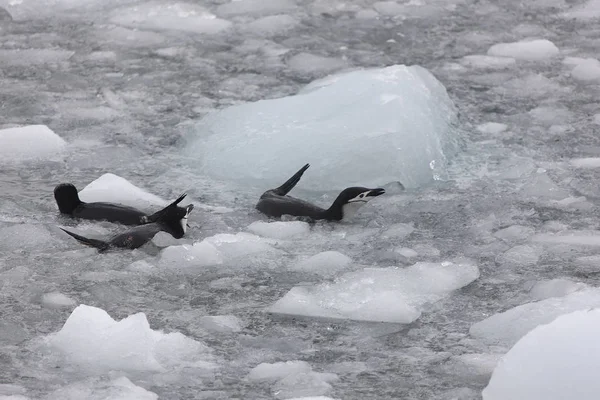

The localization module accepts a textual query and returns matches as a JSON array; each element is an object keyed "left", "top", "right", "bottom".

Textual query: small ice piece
[
  {"left": 569, "top": 58, "right": 600, "bottom": 81},
  {"left": 496, "top": 245, "right": 540, "bottom": 267},
  {"left": 528, "top": 278, "right": 587, "bottom": 301},
  {"left": 0, "top": 224, "right": 64, "bottom": 252},
  {"left": 570, "top": 157, "right": 600, "bottom": 168},
  {"left": 0, "top": 49, "right": 74, "bottom": 66},
  {"left": 355, "top": 9, "right": 379, "bottom": 19},
  {"left": 185, "top": 65, "right": 460, "bottom": 190},
  {"left": 41, "top": 292, "right": 76, "bottom": 309},
  {"left": 245, "top": 15, "right": 299, "bottom": 36},
  {"left": 160, "top": 241, "right": 223, "bottom": 268},
  {"left": 269, "top": 261, "right": 479, "bottom": 323},
  {"left": 532, "top": 231, "right": 600, "bottom": 247},
  {"left": 247, "top": 361, "right": 313, "bottom": 382},
  {"left": 482, "top": 309, "right": 600, "bottom": 400},
  {"left": 199, "top": 315, "right": 243, "bottom": 333},
  {"left": 461, "top": 55, "right": 516, "bottom": 69},
  {"left": 487, "top": 39, "right": 559, "bottom": 61},
  {"left": 287, "top": 53, "right": 348, "bottom": 75},
  {"left": 593, "top": 113, "right": 600, "bottom": 125},
  {"left": 292, "top": 251, "right": 352, "bottom": 274},
  {"left": 395, "top": 247, "right": 418, "bottom": 258},
  {"left": 476, "top": 122, "right": 508, "bottom": 134},
  {"left": 381, "top": 222, "right": 415, "bottom": 240},
  {"left": 0, "top": 125, "right": 66, "bottom": 163},
  {"left": 78, "top": 173, "right": 167, "bottom": 209},
  {"left": 247, "top": 221, "right": 310, "bottom": 240},
  {"left": 45, "top": 376, "right": 157, "bottom": 400},
  {"left": 126, "top": 260, "right": 157, "bottom": 273},
  {"left": 216, "top": 0, "right": 297, "bottom": 17},
  {"left": 46, "top": 304, "right": 213, "bottom": 372},
  {"left": 520, "top": 172, "right": 570, "bottom": 200},
  {"left": 470, "top": 288, "right": 600, "bottom": 347},
  {"left": 273, "top": 371, "right": 338, "bottom": 399},
  {"left": 373, "top": 1, "right": 404, "bottom": 16},
  {"left": 528, "top": 106, "right": 573, "bottom": 125},
  {"left": 493, "top": 225, "right": 534, "bottom": 243},
  {"left": 160, "top": 232, "right": 276, "bottom": 268},
  {"left": 561, "top": 0, "right": 600, "bottom": 20},
  {"left": 111, "top": 3, "right": 231, "bottom": 34}
]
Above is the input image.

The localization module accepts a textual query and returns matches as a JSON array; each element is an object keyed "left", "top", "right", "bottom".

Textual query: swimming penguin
[
  {"left": 54, "top": 183, "right": 188, "bottom": 226},
  {"left": 256, "top": 163, "right": 385, "bottom": 221},
  {"left": 59, "top": 197, "right": 194, "bottom": 251}
]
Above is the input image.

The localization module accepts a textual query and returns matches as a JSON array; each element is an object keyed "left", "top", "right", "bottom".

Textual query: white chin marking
[{"left": 180, "top": 210, "right": 190, "bottom": 235}]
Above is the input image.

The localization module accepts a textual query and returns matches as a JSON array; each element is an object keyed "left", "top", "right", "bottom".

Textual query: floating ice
[
  {"left": 381, "top": 223, "right": 415, "bottom": 240},
  {"left": 269, "top": 261, "right": 479, "bottom": 323},
  {"left": 476, "top": 122, "right": 508, "bottom": 134},
  {"left": 0, "top": 125, "right": 66, "bottom": 163},
  {"left": 520, "top": 172, "right": 569, "bottom": 200},
  {"left": 0, "top": 224, "right": 65, "bottom": 252},
  {"left": 45, "top": 376, "right": 157, "bottom": 400},
  {"left": 111, "top": 3, "right": 231, "bottom": 34},
  {"left": 248, "top": 360, "right": 338, "bottom": 399},
  {"left": 487, "top": 39, "right": 559, "bottom": 61},
  {"left": 442, "top": 353, "right": 502, "bottom": 380},
  {"left": 287, "top": 53, "right": 348, "bottom": 75},
  {"left": 568, "top": 58, "right": 600, "bottom": 82},
  {"left": 46, "top": 304, "right": 213, "bottom": 372},
  {"left": 41, "top": 292, "right": 76, "bottom": 309},
  {"left": 216, "top": 0, "right": 297, "bottom": 17},
  {"left": 0, "top": 49, "right": 74, "bottom": 66},
  {"left": 470, "top": 288, "right": 600, "bottom": 347},
  {"left": 482, "top": 309, "right": 600, "bottom": 400},
  {"left": 528, "top": 278, "right": 587, "bottom": 301},
  {"left": 199, "top": 315, "right": 243, "bottom": 333},
  {"left": 247, "top": 221, "right": 310, "bottom": 240},
  {"left": 493, "top": 225, "right": 534, "bottom": 243},
  {"left": 562, "top": 0, "right": 600, "bottom": 20},
  {"left": 461, "top": 55, "right": 516, "bottom": 69},
  {"left": 185, "top": 65, "right": 460, "bottom": 190},
  {"left": 496, "top": 245, "right": 540, "bottom": 267},
  {"left": 571, "top": 157, "right": 600, "bottom": 168},
  {"left": 78, "top": 173, "right": 167, "bottom": 209},
  {"left": 292, "top": 251, "right": 352, "bottom": 275},
  {"left": 245, "top": 15, "right": 299, "bottom": 36},
  {"left": 532, "top": 231, "right": 600, "bottom": 247},
  {"left": 160, "top": 232, "right": 277, "bottom": 268},
  {"left": 248, "top": 361, "right": 313, "bottom": 382}
]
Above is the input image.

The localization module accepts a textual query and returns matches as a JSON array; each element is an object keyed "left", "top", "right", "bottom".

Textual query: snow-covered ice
[
  {"left": 185, "top": 65, "right": 461, "bottom": 190},
  {"left": 269, "top": 261, "right": 479, "bottom": 323},
  {"left": 461, "top": 55, "right": 516, "bottom": 69},
  {"left": 570, "top": 157, "right": 600, "bottom": 168},
  {"left": 476, "top": 122, "right": 508, "bottom": 134},
  {"left": 46, "top": 304, "right": 214, "bottom": 373},
  {"left": 487, "top": 39, "right": 559, "bottom": 61},
  {"left": 199, "top": 315, "right": 243, "bottom": 333},
  {"left": 0, "top": 125, "right": 66, "bottom": 163},
  {"left": 483, "top": 309, "right": 600, "bottom": 400},
  {"left": 528, "top": 278, "right": 587, "bottom": 301},
  {"left": 470, "top": 288, "right": 600, "bottom": 347},
  {"left": 78, "top": 173, "right": 168, "bottom": 209}
]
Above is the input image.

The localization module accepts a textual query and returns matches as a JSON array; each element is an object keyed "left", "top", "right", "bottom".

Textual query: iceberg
[
  {"left": 184, "top": 65, "right": 461, "bottom": 190},
  {"left": 483, "top": 309, "right": 600, "bottom": 400}
]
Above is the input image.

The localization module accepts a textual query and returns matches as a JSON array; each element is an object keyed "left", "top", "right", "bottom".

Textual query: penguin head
[
  {"left": 156, "top": 194, "right": 194, "bottom": 239},
  {"left": 329, "top": 187, "right": 385, "bottom": 221},
  {"left": 54, "top": 183, "right": 82, "bottom": 214}
]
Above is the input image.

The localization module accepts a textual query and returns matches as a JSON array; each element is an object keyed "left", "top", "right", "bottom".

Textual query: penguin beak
[{"left": 367, "top": 188, "right": 386, "bottom": 197}]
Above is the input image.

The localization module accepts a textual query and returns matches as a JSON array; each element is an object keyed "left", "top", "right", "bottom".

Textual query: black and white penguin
[
  {"left": 59, "top": 197, "right": 194, "bottom": 251},
  {"left": 256, "top": 163, "right": 385, "bottom": 221},
  {"left": 54, "top": 183, "right": 188, "bottom": 226}
]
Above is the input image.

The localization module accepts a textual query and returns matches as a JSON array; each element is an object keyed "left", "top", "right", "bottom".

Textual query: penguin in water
[
  {"left": 256, "top": 163, "right": 385, "bottom": 221},
  {"left": 59, "top": 195, "right": 194, "bottom": 251},
  {"left": 54, "top": 183, "right": 188, "bottom": 226}
]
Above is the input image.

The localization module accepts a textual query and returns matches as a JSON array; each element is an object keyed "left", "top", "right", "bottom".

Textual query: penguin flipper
[
  {"left": 60, "top": 228, "right": 110, "bottom": 251},
  {"left": 144, "top": 193, "right": 188, "bottom": 223},
  {"left": 272, "top": 163, "right": 310, "bottom": 196}
]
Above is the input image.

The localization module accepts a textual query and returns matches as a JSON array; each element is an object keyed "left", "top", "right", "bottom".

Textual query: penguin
[
  {"left": 59, "top": 197, "right": 194, "bottom": 251},
  {"left": 54, "top": 183, "right": 188, "bottom": 226},
  {"left": 256, "top": 163, "right": 385, "bottom": 221}
]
